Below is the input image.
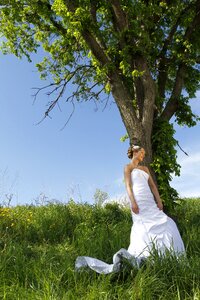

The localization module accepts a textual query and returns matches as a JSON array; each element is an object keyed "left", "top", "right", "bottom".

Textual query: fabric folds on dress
[{"left": 75, "top": 248, "right": 141, "bottom": 274}]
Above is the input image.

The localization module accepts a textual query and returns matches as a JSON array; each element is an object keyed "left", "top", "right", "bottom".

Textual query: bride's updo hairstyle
[{"left": 127, "top": 145, "right": 142, "bottom": 159}]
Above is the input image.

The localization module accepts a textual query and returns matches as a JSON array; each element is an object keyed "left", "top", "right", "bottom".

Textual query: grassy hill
[{"left": 0, "top": 198, "right": 200, "bottom": 299}]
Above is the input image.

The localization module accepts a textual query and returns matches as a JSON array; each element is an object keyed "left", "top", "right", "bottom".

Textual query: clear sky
[{"left": 0, "top": 51, "right": 200, "bottom": 206}]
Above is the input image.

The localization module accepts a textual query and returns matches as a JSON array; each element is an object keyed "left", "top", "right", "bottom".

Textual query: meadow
[{"left": 0, "top": 198, "right": 199, "bottom": 300}]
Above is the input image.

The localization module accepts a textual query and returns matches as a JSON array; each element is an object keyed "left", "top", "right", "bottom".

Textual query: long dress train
[{"left": 75, "top": 169, "right": 185, "bottom": 274}]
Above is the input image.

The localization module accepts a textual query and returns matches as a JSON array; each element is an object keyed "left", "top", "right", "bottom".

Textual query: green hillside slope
[{"left": 0, "top": 199, "right": 199, "bottom": 299}]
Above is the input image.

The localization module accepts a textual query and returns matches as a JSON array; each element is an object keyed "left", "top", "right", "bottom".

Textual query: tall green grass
[{"left": 0, "top": 198, "right": 199, "bottom": 299}]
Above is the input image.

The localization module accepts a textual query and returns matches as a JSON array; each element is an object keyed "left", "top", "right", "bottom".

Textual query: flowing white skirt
[
  {"left": 75, "top": 170, "right": 185, "bottom": 274},
  {"left": 75, "top": 209, "right": 185, "bottom": 274}
]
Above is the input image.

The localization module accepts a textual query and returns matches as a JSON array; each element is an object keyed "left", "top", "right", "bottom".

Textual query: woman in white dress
[
  {"left": 124, "top": 144, "right": 185, "bottom": 259},
  {"left": 75, "top": 145, "right": 185, "bottom": 274}
]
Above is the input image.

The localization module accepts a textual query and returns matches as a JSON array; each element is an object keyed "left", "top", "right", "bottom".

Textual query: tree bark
[
  {"left": 109, "top": 72, "right": 143, "bottom": 141},
  {"left": 109, "top": 67, "right": 156, "bottom": 171}
]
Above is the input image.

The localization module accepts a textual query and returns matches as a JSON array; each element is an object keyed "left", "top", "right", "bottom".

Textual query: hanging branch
[
  {"left": 60, "top": 101, "right": 75, "bottom": 131},
  {"left": 177, "top": 141, "right": 189, "bottom": 156},
  {"left": 35, "top": 81, "right": 67, "bottom": 125},
  {"left": 32, "top": 64, "right": 95, "bottom": 117}
]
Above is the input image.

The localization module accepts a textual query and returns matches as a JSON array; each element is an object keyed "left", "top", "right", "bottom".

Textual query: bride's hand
[
  {"left": 157, "top": 201, "right": 163, "bottom": 210},
  {"left": 131, "top": 202, "right": 139, "bottom": 214}
]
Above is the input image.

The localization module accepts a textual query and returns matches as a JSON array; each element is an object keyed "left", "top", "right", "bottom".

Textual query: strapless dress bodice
[{"left": 131, "top": 168, "right": 153, "bottom": 200}]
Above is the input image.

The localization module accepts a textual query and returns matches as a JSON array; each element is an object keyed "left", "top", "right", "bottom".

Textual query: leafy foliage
[
  {"left": 151, "top": 119, "right": 181, "bottom": 208},
  {"left": 1, "top": 0, "right": 200, "bottom": 106}
]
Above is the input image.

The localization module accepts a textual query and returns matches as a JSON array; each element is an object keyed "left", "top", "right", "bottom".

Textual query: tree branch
[
  {"left": 32, "top": 65, "right": 93, "bottom": 102},
  {"left": 107, "top": 0, "right": 131, "bottom": 51},
  {"left": 33, "top": 65, "right": 98, "bottom": 125},
  {"left": 32, "top": 82, "right": 59, "bottom": 104},
  {"left": 109, "top": 71, "right": 142, "bottom": 142},
  {"left": 81, "top": 29, "right": 110, "bottom": 66},
  {"left": 184, "top": 0, "right": 200, "bottom": 40},
  {"left": 64, "top": 1, "right": 110, "bottom": 66},
  {"left": 177, "top": 141, "right": 189, "bottom": 156},
  {"left": 36, "top": 1, "right": 67, "bottom": 36},
  {"left": 157, "top": 21, "right": 179, "bottom": 99},
  {"left": 35, "top": 81, "right": 67, "bottom": 125},
  {"left": 134, "top": 77, "right": 145, "bottom": 119},
  {"left": 90, "top": 0, "right": 98, "bottom": 23},
  {"left": 60, "top": 101, "right": 75, "bottom": 131},
  {"left": 158, "top": 2, "right": 195, "bottom": 60},
  {"left": 160, "top": 1, "right": 200, "bottom": 121},
  {"left": 108, "top": 0, "right": 128, "bottom": 32},
  {"left": 88, "top": 1, "right": 108, "bottom": 51},
  {"left": 161, "top": 64, "right": 186, "bottom": 120},
  {"left": 136, "top": 56, "right": 156, "bottom": 136},
  {"left": 157, "top": 2, "right": 196, "bottom": 99}
]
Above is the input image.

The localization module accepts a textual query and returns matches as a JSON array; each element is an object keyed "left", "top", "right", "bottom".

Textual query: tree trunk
[{"left": 109, "top": 59, "right": 156, "bottom": 178}]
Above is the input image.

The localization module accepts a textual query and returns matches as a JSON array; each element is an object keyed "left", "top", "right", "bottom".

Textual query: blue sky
[{"left": 0, "top": 52, "right": 200, "bottom": 206}]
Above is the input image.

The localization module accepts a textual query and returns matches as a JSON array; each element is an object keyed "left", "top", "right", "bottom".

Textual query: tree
[
  {"left": 1, "top": 0, "right": 200, "bottom": 207},
  {"left": 93, "top": 188, "right": 109, "bottom": 206}
]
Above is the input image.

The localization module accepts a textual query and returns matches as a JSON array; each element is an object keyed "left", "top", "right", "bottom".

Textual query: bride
[{"left": 75, "top": 145, "right": 185, "bottom": 274}]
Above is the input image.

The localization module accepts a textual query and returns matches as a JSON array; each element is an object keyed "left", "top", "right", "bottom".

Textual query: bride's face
[{"left": 138, "top": 148, "right": 145, "bottom": 161}]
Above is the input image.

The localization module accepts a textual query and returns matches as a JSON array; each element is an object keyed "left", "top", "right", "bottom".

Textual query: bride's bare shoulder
[{"left": 124, "top": 163, "right": 132, "bottom": 173}]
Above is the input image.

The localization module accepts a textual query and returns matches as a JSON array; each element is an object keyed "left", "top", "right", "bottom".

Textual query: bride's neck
[{"left": 131, "top": 158, "right": 140, "bottom": 167}]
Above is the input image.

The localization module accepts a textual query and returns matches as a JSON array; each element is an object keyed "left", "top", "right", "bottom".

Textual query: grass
[{"left": 0, "top": 198, "right": 199, "bottom": 299}]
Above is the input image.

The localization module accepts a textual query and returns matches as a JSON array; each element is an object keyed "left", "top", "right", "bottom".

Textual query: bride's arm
[
  {"left": 143, "top": 167, "right": 163, "bottom": 210},
  {"left": 124, "top": 166, "right": 139, "bottom": 214}
]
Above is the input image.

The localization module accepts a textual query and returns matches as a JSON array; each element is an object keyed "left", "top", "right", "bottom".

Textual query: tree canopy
[{"left": 1, "top": 0, "right": 200, "bottom": 207}]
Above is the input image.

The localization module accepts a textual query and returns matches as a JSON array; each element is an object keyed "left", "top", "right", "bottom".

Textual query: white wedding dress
[{"left": 75, "top": 168, "right": 185, "bottom": 274}]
